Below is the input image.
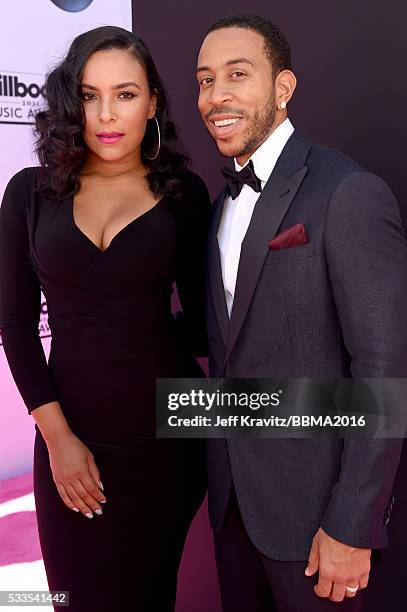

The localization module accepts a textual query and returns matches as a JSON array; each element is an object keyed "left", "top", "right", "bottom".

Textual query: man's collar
[{"left": 234, "top": 117, "right": 295, "bottom": 184}]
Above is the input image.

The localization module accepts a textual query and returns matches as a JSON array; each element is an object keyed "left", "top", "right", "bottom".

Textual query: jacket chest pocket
[{"left": 264, "top": 243, "right": 317, "bottom": 265}]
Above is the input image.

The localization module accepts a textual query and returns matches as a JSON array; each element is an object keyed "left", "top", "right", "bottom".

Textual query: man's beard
[
  {"left": 232, "top": 94, "right": 276, "bottom": 160},
  {"left": 208, "top": 92, "right": 276, "bottom": 160}
]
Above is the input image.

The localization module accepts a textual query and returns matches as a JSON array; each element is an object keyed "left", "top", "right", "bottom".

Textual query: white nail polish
[
  {"left": 72, "top": 507, "right": 80, "bottom": 512},
  {"left": 95, "top": 509, "right": 103, "bottom": 515},
  {"left": 99, "top": 481, "right": 104, "bottom": 491},
  {"left": 85, "top": 512, "right": 93, "bottom": 519},
  {"left": 100, "top": 499, "right": 107, "bottom": 504}
]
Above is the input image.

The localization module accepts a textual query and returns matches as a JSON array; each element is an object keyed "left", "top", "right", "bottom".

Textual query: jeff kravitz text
[{"left": 167, "top": 414, "right": 367, "bottom": 428}]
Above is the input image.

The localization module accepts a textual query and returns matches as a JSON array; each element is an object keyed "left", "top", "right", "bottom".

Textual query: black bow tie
[{"left": 220, "top": 160, "right": 262, "bottom": 200}]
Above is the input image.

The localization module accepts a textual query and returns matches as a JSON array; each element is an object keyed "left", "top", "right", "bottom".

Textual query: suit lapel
[
  {"left": 207, "top": 186, "right": 229, "bottom": 346},
  {"left": 223, "top": 131, "right": 312, "bottom": 366}
]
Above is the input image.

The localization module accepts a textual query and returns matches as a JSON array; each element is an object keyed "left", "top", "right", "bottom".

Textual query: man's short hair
[{"left": 205, "top": 14, "right": 292, "bottom": 77}]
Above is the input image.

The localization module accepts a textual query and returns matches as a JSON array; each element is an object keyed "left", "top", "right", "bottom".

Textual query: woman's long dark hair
[{"left": 35, "top": 26, "right": 189, "bottom": 200}]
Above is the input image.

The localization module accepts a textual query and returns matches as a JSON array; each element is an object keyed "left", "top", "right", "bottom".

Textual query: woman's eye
[
  {"left": 80, "top": 92, "right": 136, "bottom": 101},
  {"left": 118, "top": 91, "right": 136, "bottom": 99},
  {"left": 200, "top": 77, "right": 213, "bottom": 86}
]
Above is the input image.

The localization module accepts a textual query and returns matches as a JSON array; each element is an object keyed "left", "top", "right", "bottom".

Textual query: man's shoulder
[
  {"left": 283, "top": 130, "right": 371, "bottom": 189},
  {"left": 304, "top": 141, "right": 387, "bottom": 199},
  {"left": 308, "top": 142, "right": 366, "bottom": 176},
  {"left": 307, "top": 144, "right": 397, "bottom": 221}
]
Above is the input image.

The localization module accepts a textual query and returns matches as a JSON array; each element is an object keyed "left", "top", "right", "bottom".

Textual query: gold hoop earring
[{"left": 144, "top": 116, "right": 161, "bottom": 160}]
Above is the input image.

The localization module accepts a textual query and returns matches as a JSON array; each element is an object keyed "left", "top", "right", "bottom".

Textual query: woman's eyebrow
[{"left": 81, "top": 81, "right": 141, "bottom": 90}]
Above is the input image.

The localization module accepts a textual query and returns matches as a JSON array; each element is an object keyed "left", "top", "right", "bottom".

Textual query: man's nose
[{"left": 207, "top": 80, "right": 233, "bottom": 107}]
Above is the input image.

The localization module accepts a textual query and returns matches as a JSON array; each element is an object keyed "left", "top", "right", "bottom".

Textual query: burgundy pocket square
[{"left": 268, "top": 223, "right": 309, "bottom": 251}]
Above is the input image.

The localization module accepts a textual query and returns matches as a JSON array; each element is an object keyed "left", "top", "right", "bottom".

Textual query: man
[{"left": 196, "top": 13, "right": 407, "bottom": 611}]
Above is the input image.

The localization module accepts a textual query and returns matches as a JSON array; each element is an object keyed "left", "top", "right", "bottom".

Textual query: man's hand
[{"left": 305, "top": 527, "right": 371, "bottom": 602}]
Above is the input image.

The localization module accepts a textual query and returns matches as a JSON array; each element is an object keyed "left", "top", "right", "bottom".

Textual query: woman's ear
[{"left": 148, "top": 89, "right": 158, "bottom": 119}]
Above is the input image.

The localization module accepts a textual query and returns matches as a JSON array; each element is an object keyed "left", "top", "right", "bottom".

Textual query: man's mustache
[{"left": 204, "top": 107, "right": 246, "bottom": 121}]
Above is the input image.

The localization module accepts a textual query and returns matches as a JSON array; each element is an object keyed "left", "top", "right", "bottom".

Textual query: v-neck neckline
[{"left": 69, "top": 193, "right": 167, "bottom": 254}]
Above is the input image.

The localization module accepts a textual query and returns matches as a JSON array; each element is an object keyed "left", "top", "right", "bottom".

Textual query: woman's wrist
[
  {"left": 42, "top": 424, "right": 74, "bottom": 447},
  {"left": 31, "top": 401, "right": 73, "bottom": 445}
]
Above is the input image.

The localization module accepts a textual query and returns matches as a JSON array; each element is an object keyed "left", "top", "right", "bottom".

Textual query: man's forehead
[{"left": 197, "top": 29, "right": 264, "bottom": 70}]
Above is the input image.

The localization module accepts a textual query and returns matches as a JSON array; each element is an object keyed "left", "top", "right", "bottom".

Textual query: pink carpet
[{"left": 0, "top": 471, "right": 42, "bottom": 567}]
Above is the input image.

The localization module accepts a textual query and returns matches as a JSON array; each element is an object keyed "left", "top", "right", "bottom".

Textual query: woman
[{"left": 0, "top": 26, "right": 209, "bottom": 611}]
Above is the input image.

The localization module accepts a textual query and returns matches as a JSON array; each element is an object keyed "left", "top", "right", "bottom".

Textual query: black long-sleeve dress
[{"left": 0, "top": 166, "right": 210, "bottom": 612}]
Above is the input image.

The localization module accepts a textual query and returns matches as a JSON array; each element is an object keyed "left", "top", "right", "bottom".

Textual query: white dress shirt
[{"left": 217, "top": 117, "right": 295, "bottom": 317}]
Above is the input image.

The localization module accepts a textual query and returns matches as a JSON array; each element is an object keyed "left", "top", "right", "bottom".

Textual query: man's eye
[
  {"left": 232, "top": 71, "right": 245, "bottom": 78},
  {"left": 200, "top": 77, "right": 213, "bottom": 86}
]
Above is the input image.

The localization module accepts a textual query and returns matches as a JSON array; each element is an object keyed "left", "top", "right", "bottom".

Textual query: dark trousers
[{"left": 214, "top": 488, "right": 370, "bottom": 612}]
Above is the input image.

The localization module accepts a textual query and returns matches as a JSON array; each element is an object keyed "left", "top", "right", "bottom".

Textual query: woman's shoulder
[
  {"left": 1, "top": 167, "right": 43, "bottom": 221},
  {"left": 177, "top": 168, "right": 209, "bottom": 194},
  {"left": 170, "top": 169, "right": 211, "bottom": 228},
  {"left": 174, "top": 168, "right": 210, "bottom": 208},
  {"left": 5, "top": 166, "right": 41, "bottom": 194}
]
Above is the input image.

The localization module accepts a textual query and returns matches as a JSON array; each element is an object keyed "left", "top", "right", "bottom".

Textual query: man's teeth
[{"left": 214, "top": 118, "right": 239, "bottom": 127}]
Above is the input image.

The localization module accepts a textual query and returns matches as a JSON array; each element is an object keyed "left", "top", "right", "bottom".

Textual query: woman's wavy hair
[{"left": 35, "top": 26, "right": 189, "bottom": 200}]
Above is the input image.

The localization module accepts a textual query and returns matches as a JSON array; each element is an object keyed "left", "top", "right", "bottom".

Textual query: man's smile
[{"left": 208, "top": 115, "right": 244, "bottom": 139}]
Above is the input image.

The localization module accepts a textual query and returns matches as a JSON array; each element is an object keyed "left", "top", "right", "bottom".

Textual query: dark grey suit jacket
[{"left": 206, "top": 130, "right": 407, "bottom": 561}]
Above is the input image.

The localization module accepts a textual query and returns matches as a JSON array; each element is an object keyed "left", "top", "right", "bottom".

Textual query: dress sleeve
[
  {"left": 0, "top": 169, "right": 58, "bottom": 414},
  {"left": 174, "top": 171, "right": 211, "bottom": 357}
]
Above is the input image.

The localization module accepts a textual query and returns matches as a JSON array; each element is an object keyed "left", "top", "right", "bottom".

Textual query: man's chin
[{"left": 214, "top": 139, "right": 244, "bottom": 160}]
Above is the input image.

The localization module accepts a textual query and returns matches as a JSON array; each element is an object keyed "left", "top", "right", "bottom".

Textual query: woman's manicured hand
[{"left": 46, "top": 431, "right": 106, "bottom": 518}]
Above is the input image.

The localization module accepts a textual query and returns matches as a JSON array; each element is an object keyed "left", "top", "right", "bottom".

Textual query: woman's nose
[{"left": 98, "top": 98, "right": 116, "bottom": 122}]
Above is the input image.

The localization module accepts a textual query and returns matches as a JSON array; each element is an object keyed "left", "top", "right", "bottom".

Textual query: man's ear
[{"left": 275, "top": 70, "right": 297, "bottom": 109}]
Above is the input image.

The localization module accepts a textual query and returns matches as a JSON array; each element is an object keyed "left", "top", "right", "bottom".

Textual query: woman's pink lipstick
[{"left": 96, "top": 132, "right": 124, "bottom": 144}]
